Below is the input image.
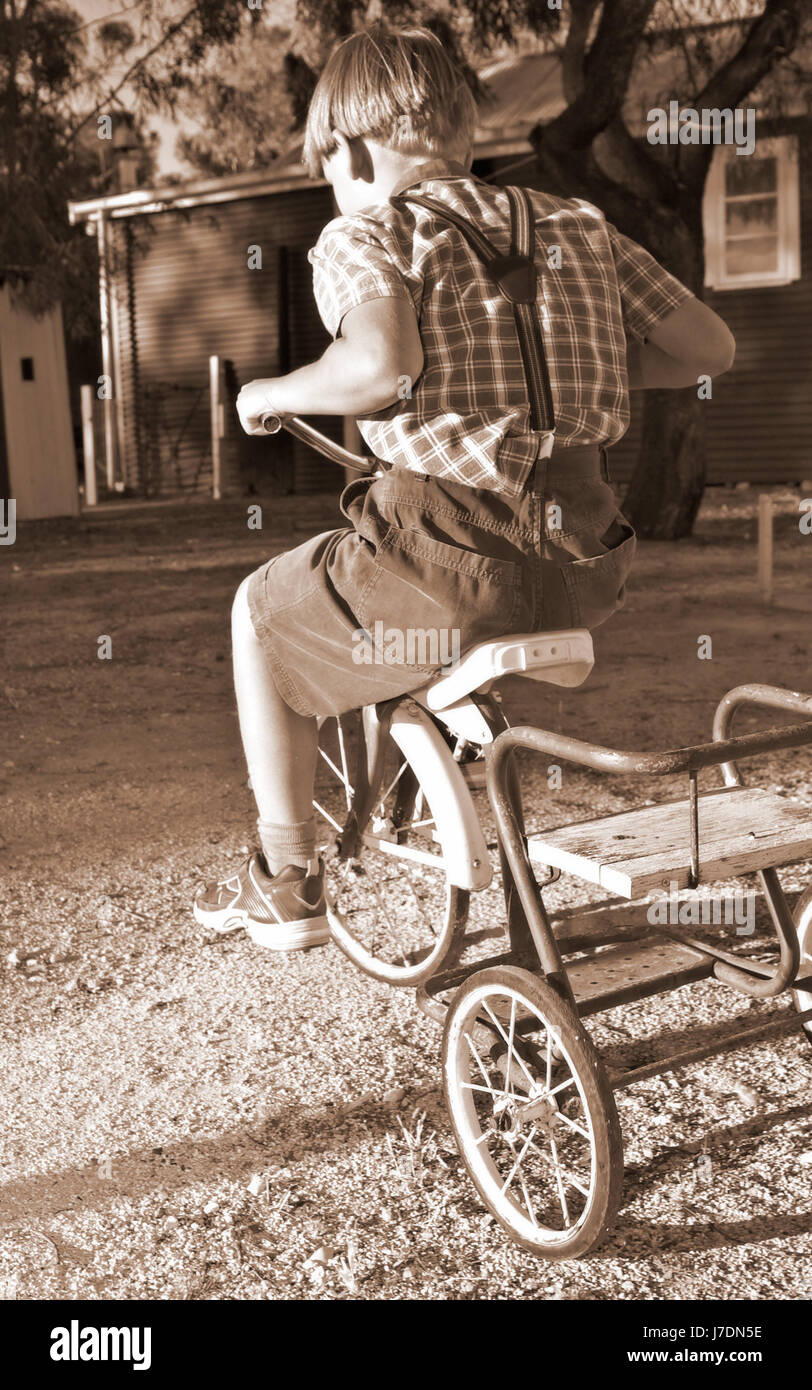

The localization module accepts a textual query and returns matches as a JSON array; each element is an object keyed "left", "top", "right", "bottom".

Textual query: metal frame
[
  {"left": 413, "top": 686, "right": 812, "bottom": 1068},
  {"left": 475, "top": 686, "right": 812, "bottom": 1082}
]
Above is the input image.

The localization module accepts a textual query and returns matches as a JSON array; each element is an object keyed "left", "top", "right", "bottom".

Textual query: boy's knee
[{"left": 232, "top": 576, "right": 255, "bottom": 640}]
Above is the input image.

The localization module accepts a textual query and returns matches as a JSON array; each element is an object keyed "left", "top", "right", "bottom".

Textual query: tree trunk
[
  {"left": 621, "top": 388, "right": 706, "bottom": 538},
  {"left": 620, "top": 223, "right": 707, "bottom": 539}
]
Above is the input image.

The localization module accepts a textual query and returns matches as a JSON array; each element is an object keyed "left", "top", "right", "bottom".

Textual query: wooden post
[
  {"left": 80, "top": 385, "right": 97, "bottom": 506},
  {"left": 758, "top": 493, "right": 773, "bottom": 604},
  {"left": 209, "top": 354, "right": 223, "bottom": 500},
  {"left": 108, "top": 267, "right": 127, "bottom": 492},
  {"left": 96, "top": 213, "right": 117, "bottom": 491}
]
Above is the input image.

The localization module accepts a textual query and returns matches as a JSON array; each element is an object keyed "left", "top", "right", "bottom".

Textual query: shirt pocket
[
  {"left": 355, "top": 526, "right": 522, "bottom": 671},
  {"left": 560, "top": 518, "right": 637, "bottom": 630}
]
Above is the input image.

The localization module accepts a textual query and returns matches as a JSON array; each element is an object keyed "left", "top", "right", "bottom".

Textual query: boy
[{"left": 194, "top": 26, "right": 735, "bottom": 948}]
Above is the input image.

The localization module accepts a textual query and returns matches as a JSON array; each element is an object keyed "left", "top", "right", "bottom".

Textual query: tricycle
[{"left": 262, "top": 411, "right": 812, "bottom": 1259}]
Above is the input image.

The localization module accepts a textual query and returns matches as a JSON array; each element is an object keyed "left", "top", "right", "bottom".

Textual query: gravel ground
[{"left": 1, "top": 484, "right": 812, "bottom": 1301}]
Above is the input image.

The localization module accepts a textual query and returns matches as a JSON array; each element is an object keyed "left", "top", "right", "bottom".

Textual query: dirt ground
[{"left": 1, "top": 482, "right": 811, "bottom": 1302}]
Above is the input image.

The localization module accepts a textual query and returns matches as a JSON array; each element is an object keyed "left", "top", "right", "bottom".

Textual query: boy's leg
[
  {"left": 231, "top": 576, "right": 318, "bottom": 872},
  {"left": 193, "top": 578, "right": 328, "bottom": 948}
]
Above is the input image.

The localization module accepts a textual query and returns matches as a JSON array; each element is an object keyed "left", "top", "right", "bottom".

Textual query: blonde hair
[{"left": 302, "top": 26, "right": 477, "bottom": 179}]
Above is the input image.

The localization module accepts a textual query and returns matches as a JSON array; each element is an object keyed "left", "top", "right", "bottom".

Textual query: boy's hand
[{"left": 236, "top": 379, "right": 285, "bottom": 435}]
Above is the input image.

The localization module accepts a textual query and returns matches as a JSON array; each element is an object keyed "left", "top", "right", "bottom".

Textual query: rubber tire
[
  {"left": 791, "top": 884, "right": 812, "bottom": 1046},
  {"left": 442, "top": 965, "right": 624, "bottom": 1260},
  {"left": 317, "top": 712, "right": 470, "bottom": 987}
]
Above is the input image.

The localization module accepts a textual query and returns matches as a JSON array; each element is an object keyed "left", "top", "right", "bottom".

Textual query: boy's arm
[
  {"left": 237, "top": 297, "right": 424, "bottom": 431},
  {"left": 237, "top": 215, "right": 424, "bottom": 432},
  {"left": 605, "top": 217, "right": 735, "bottom": 389},
  {"left": 626, "top": 298, "right": 736, "bottom": 389}
]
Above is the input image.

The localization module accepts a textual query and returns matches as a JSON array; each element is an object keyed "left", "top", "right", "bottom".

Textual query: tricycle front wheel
[
  {"left": 314, "top": 712, "right": 469, "bottom": 986},
  {"left": 442, "top": 965, "right": 624, "bottom": 1260}
]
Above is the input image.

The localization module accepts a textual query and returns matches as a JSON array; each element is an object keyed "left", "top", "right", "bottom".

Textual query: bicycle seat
[{"left": 421, "top": 629, "right": 594, "bottom": 711}]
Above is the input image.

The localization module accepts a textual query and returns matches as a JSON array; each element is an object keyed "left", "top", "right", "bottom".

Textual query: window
[
  {"left": 21, "top": 357, "right": 34, "bottom": 380},
  {"left": 703, "top": 135, "right": 800, "bottom": 290}
]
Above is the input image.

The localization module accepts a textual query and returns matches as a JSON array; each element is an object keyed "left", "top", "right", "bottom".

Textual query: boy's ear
[{"left": 332, "top": 129, "right": 374, "bottom": 183}]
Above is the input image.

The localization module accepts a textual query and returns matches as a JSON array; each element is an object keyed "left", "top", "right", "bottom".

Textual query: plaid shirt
[{"left": 308, "top": 161, "right": 694, "bottom": 497}]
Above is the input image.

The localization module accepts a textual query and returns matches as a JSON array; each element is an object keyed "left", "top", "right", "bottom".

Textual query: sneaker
[{"left": 193, "top": 853, "right": 329, "bottom": 950}]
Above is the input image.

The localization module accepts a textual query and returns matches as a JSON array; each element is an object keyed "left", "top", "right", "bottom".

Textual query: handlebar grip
[{"left": 259, "top": 412, "right": 283, "bottom": 433}]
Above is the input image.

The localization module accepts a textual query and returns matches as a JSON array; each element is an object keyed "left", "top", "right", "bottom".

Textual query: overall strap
[{"left": 391, "top": 185, "right": 555, "bottom": 432}]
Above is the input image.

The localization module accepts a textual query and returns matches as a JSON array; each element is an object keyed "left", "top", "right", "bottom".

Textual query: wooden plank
[
  {"left": 551, "top": 899, "right": 654, "bottom": 952},
  {"left": 0, "top": 290, "right": 78, "bottom": 519},
  {"left": 527, "top": 786, "right": 812, "bottom": 898},
  {"left": 567, "top": 937, "right": 714, "bottom": 1016}
]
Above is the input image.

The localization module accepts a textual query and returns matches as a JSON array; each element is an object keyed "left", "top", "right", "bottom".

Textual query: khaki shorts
[{"left": 246, "top": 445, "right": 636, "bottom": 718}]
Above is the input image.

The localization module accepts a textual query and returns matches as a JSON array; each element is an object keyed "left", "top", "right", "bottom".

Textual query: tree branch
[
  {"left": 694, "top": 0, "right": 803, "bottom": 111},
  {"left": 542, "top": 0, "right": 657, "bottom": 150},
  {"left": 679, "top": 0, "right": 804, "bottom": 189},
  {"left": 560, "top": 0, "right": 597, "bottom": 105},
  {"left": 62, "top": 1, "right": 200, "bottom": 147}
]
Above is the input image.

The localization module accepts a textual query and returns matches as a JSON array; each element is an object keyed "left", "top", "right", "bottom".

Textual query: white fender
[{"left": 388, "top": 700, "right": 493, "bottom": 892}]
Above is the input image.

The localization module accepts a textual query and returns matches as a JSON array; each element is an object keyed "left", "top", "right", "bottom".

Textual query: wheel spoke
[
  {"left": 463, "top": 1031, "right": 504, "bottom": 1104},
  {"left": 403, "top": 875, "right": 438, "bottom": 939},
  {"left": 369, "top": 874, "right": 413, "bottom": 966},
  {"left": 548, "top": 1074, "right": 577, "bottom": 1099},
  {"left": 515, "top": 1156, "right": 540, "bottom": 1231},
  {"left": 379, "top": 759, "right": 409, "bottom": 810},
  {"left": 318, "top": 746, "right": 353, "bottom": 798},
  {"left": 336, "top": 719, "right": 352, "bottom": 810},
  {"left": 460, "top": 1080, "right": 513, "bottom": 1100},
  {"left": 499, "top": 1126, "right": 536, "bottom": 1197},
  {"left": 553, "top": 1109, "right": 591, "bottom": 1142},
  {"left": 481, "top": 1001, "right": 536, "bottom": 1090},
  {"left": 313, "top": 799, "right": 342, "bottom": 832},
  {"left": 549, "top": 1136, "right": 571, "bottom": 1227},
  {"left": 526, "top": 1134, "right": 591, "bottom": 1198}
]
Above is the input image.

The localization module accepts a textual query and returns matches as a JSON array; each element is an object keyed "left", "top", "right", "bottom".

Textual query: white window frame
[{"left": 703, "top": 134, "right": 800, "bottom": 290}]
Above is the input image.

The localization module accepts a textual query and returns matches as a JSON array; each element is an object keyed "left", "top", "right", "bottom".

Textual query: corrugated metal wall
[{"left": 113, "top": 186, "right": 341, "bottom": 496}]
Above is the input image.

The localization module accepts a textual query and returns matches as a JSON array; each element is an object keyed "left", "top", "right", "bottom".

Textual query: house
[{"left": 66, "top": 40, "right": 811, "bottom": 500}]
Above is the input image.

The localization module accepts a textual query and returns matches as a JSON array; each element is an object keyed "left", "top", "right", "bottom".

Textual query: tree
[
  {"left": 0, "top": 0, "right": 241, "bottom": 338},
  {"left": 0, "top": 0, "right": 102, "bottom": 333}
]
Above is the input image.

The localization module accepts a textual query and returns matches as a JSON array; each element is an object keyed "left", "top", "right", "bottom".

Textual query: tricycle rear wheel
[
  {"left": 791, "top": 885, "right": 812, "bottom": 1045},
  {"left": 442, "top": 965, "right": 624, "bottom": 1259}
]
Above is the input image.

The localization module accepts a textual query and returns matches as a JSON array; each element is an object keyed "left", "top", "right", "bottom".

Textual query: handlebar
[{"left": 259, "top": 412, "right": 372, "bottom": 474}]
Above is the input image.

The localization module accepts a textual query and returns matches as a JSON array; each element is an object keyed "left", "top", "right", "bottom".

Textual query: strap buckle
[{"left": 485, "top": 252, "right": 537, "bottom": 304}]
